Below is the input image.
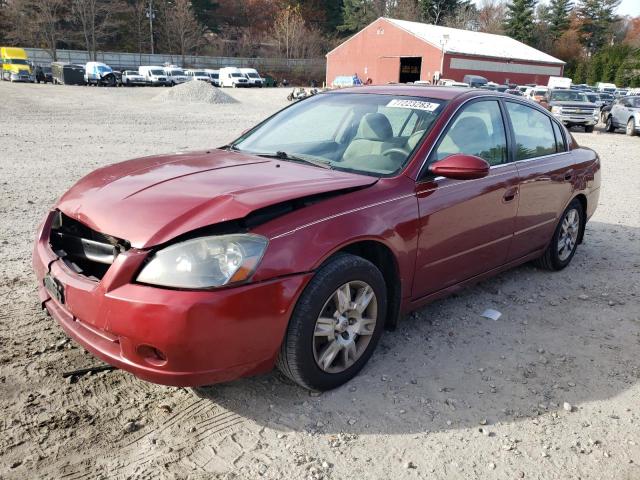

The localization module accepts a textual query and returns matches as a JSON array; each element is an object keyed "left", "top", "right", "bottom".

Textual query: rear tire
[
  {"left": 626, "top": 118, "right": 637, "bottom": 136},
  {"left": 533, "top": 199, "right": 584, "bottom": 271},
  {"left": 277, "top": 253, "right": 387, "bottom": 391}
]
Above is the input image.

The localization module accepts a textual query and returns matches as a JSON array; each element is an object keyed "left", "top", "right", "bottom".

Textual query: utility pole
[{"left": 147, "top": 0, "right": 155, "bottom": 55}]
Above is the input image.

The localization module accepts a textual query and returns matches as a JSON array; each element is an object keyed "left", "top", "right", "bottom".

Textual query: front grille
[
  {"left": 49, "top": 211, "right": 129, "bottom": 281},
  {"left": 562, "top": 107, "right": 596, "bottom": 115}
]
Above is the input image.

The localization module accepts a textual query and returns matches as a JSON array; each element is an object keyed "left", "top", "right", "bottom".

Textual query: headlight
[
  {"left": 551, "top": 106, "right": 562, "bottom": 114},
  {"left": 137, "top": 234, "right": 268, "bottom": 289}
]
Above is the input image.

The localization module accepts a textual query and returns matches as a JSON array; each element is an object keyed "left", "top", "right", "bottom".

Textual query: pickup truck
[{"left": 542, "top": 89, "right": 599, "bottom": 132}]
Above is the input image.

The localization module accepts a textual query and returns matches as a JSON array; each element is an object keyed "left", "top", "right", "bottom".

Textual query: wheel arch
[
  {"left": 325, "top": 240, "right": 403, "bottom": 330},
  {"left": 572, "top": 193, "right": 588, "bottom": 244}
]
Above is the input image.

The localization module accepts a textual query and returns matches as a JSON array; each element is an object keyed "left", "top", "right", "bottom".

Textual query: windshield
[
  {"left": 232, "top": 93, "right": 446, "bottom": 177},
  {"left": 96, "top": 65, "right": 111, "bottom": 73},
  {"left": 585, "top": 94, "right": 599, "bottom": 103},
  {"left": 247, "top": 72, "right": 260, "bottom": 78},
  {"left": 124, "top": 70, "right": 137, "bottom": 75},
  {"left": 151, "top": 70, "right": 164, "bottom": 75},
  {"left": 629, "top": 97, "right": 640, "bottom": 108},
  {"left": 231, "top": 73, "right": 243, "bottom": 77},
  {"left": 533, "top": 89, "right": 547, "bottom": 96},
  {"left": 193, "top": 71, "right": 206, "bottom": 76},
  {"left": 168, "top": 69, "right": 185, "bottom": 75},
  {"left": 6, "top": 58, "right": 29, "bottom": 65},
  {"left": 550, "top": 90, "right": 587, "bottom": 102}
]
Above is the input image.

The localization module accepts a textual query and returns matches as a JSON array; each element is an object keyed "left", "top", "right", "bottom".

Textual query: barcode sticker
[{"left": 386, "top": 99, "right": 440, "bottom": 112}]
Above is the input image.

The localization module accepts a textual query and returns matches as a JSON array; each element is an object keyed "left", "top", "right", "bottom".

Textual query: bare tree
[
  {"left": 157, "top": 0, "right": 204, "bottom": 66},
  {"left": 273, "top": 5, "right": 306, "bottom": 59},
  {"left": 445, "top": 3, "right": 479, "bottom": 30},
  {"left": 6, "top": 0, "right": 67, "bottom": 61},
  {"left": 72, "top": 0, "right": 121, "bottom": 61},
  {"left": 477, "top": 0, "right": 506, "bottom": 34},
  {"left": 125, "top": 0, "right": 150, "bottom": 59}
]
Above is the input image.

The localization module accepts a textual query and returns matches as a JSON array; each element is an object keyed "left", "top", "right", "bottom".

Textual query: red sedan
[{"left": 33, "top": 86, "right": 601, "bottom": 391}]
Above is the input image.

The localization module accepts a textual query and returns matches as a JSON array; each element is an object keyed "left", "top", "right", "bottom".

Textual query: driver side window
[{"left": 434, "top": 100, "right": 507, "bottom": 166}]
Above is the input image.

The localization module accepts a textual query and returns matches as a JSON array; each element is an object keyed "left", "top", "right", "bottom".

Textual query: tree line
[{"left": 0, "top": 0, "right": 638, "bottom": 86}]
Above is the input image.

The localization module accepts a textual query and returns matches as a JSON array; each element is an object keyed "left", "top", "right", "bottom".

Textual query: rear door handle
[{"left": 564, "top": 171, "right": 573, "bottom": 181}]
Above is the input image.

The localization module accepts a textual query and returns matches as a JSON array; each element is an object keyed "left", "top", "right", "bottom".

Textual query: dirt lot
[{"left": 0, "top": 82, "right": 639, "bottom": 480}]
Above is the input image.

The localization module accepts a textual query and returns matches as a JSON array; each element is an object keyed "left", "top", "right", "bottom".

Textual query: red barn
[{"left": 326, "top": 17, "right": 565, "bottom": 86}]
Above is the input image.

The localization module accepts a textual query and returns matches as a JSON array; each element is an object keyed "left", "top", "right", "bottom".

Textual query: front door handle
[{"left": 503, "top": 186, "right": 519, "bottom": 203}]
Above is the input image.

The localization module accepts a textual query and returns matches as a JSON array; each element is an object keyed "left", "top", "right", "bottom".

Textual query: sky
[{"left": 470, "top": 0, "right": 639, "bottom": 17}]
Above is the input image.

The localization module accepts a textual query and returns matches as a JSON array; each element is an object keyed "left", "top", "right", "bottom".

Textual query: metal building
[{"left": 326, "top": 18, "right": 565, "bottom": 86}]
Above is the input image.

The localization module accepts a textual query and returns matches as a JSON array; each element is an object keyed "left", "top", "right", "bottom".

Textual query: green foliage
[
  {"left": 504, "top": 0, "right": 537, "bottom": 44},
  {"left": 339, "top": 0, "right": 380, "bottom": 33},
  {"left": 577, "top": 0, "right": 620, "bottom": 53},
  {"left": 548, "top": 0, "right": 572, "bottom": 40},
  {"left": 573, "top": 60, "right": 586, "bottom": 84}
]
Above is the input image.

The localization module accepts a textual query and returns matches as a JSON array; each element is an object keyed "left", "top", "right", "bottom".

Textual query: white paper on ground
[{"left": 481, "top": 308, "right": 502, "bottom": 321}]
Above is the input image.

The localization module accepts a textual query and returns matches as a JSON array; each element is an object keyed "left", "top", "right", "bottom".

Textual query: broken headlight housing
[{"left": 137, "top": 234, "right": 268, "bottom": 289}]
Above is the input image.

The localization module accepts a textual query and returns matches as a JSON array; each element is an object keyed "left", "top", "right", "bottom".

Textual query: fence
[{"left": 24, "top": 48, "right": 326, "bottom": 74}]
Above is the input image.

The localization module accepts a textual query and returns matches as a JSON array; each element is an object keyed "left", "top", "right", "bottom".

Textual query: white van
[
  {"left": 84, "top": 61, "right": 116, "bottom": 86},
  {"left": 184, "top": 69, "right": 211, "bottom": 82},
  {"left": 596, "top": 82, "right": 617, "bottom": 93},
  {"left": 547, "top": 76, "right": 572, "bottom": 89},
  {"left": 204, "top": 69, "right": 220, "bottom": 87},
  {"left": 138, "top": 66, "right": 168, "bottom": 86},
  {"left": 239, "top": 68, "right": 263, "bottom": 87},
  {"left": 163, "top": 66, "right": 188, "bottom": 86},
  {"left": 219, "top": 67, "right": 249, "bottom": 88}
]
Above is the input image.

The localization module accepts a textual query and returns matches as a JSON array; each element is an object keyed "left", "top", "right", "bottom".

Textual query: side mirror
[{"left": 429, "top": 154, "right": 490, "bottom": 180}]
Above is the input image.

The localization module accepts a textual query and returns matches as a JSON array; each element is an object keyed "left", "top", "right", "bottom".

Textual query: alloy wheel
[
  {"left": 557, "top": 208, "right": 580, "bottom": 261},
  {"left": 312, "top": 281, "right": 377, "bottom": 374}
]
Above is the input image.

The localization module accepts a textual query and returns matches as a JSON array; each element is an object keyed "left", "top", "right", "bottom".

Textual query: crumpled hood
[{"left": 56, "top": 149, "right": 377, "bottom": 248}]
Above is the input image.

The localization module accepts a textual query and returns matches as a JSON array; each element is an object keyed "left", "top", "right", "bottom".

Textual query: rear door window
[{"left": 505, "top": 102, "right": 557, "bottom": 160}]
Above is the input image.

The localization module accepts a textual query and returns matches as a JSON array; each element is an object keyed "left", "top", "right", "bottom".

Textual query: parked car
[
  {"left": 505, "top": 88, "right": 523, "bottom": 96},
  {"left": 33, "top": 86, "right": 600, "bottom": 391},
  {"left": 163, "top": 66, "right": 189, "bottom": 86},
  {"left": 239, "top": 67, "right": 264, "bottom": 87},
  {"left": 332, "top": 75, "right": 363, "bottom": 88},
  {"left": 439, "top": 79, "right": 469, "bottom": 87},
  {"left": 262, "top": 73, "right": 277, "bottom": 87},
  {"left": 121, "top": 70, "right": 147, "bottom": 86},
  {"left": 138, "top": 66, "right": 169, "bottom": 86},
  {"left": 185, "top": 69, "right": 211, "bottom": 83},
  {"left": 528, "top": 86, "right": 549, "bottom": 103},
  {"left": 84, "top": 61, "right": 117, "bottom": 86},
  {"left": 543, "top": 88, "right": 599, "bottom": 132},
  {"left": 596, "top": 82, "right": 616, "bottom": 94},
  {"left": 605, "top": 95, "right": 640, "bottom": 136},
  {"left": 463, "top": 74, "right": 488, "bottom": 88},
  {"left": 51, "top": 62, "right": 85, "bottom": 85},
  {"left": 204, "top": 69, "right": 220, "bottom": 87},
  {"left": 35, "top": 65, "right": 53, "bottom": 84},
  {"left": 219, "top": 67, "right": 250, "bottom": 87}
]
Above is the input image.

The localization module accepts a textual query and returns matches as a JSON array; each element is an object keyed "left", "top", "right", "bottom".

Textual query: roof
[
  {"left": 378, "top": 18, "right": 564, "bottom": 65},
  {"left": 327, "top": 85, "right": 483, "bottom": 101}
]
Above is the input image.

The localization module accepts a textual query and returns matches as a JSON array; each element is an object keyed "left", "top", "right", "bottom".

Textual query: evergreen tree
[
  {"left": 191, "top": 0, "right": 219, "bottom": 31},
  {"left": 504, "top": 0, "right": 537, "bottom": 44},
  {"left": 548, "top": 0, "right": 572, "bottom": 40},
  {"left": 586, "top": 55, "right": 603, "bottom": 85},
  {"left": 603, "top": 58, "right": 617, "bottom": 82},
  {"left": 614, "top": 64, "right": 626, "bottom": 86},
  {"left": 339, "top": 0, "right": 383, "bottom": 33},
  {"left": 578, "top": 0, "right": 620, "bottom": 54},
  {"left": 573, "top": 61, "right": 586, "bottom": 84}
]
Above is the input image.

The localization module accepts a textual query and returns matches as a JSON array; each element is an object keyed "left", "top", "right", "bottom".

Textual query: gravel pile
[{"left": 154, "top": 80, "right": 237, "bottom": 104}]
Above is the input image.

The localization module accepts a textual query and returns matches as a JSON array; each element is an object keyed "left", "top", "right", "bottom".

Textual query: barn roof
[{"left": 385, "top": 18, "right": 565, "bottom": 65}]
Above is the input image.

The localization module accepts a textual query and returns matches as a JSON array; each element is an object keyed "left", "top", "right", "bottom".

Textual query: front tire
[
  {"left": 277, "top": 254, "right": 387, "bottom": 391},
  {"left": 533, "top": 199, "right": 584, "bottom": 271},
  {"left": 626, "top": 118, "right": 637, "bottom": 137},
  {"left": 585, "top": 125, "right": 594, "bottom": 133}
]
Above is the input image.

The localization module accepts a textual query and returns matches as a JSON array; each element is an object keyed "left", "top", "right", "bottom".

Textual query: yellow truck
[{"left": 1, "top": 47, "right": 34, "bottom": 82}]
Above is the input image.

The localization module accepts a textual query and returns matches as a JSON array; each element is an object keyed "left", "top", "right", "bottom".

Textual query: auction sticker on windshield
[{"left": 386, "top": 99, "right": 440, "bottom": 112}]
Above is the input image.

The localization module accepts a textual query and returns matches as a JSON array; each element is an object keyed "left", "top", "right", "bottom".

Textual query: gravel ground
[{"left": 0, "top": 82, "right": 639, "bottom": 480}]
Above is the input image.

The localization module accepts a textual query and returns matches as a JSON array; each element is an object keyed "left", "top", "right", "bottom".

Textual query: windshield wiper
[{"left": 256, "top": 151, "right": 332, "bottom": 169}]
